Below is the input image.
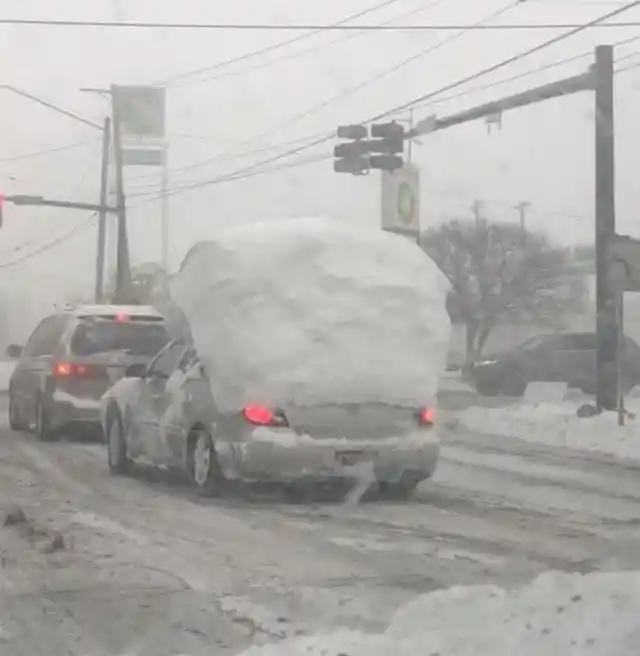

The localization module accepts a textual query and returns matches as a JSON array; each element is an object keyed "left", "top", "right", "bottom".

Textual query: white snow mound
[
  {"left": 239, "top": 570, "right": 640, "bottom": 656},
  {"left": 458, "top": 401, "right": 640, "bottom": 461},
  {"left": 167, "top": 218, "right": 450, "bottom": 412}
]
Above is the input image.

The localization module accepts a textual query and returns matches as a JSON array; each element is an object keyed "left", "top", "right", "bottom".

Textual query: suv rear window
[{"left": 70, "top": 320, "right": 171, "bottom": 357}]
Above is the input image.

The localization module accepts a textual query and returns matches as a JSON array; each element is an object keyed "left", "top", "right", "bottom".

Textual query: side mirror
[
  {"left": 6, "top": 344, "right": 22, "bottom": 359},
  {"left": 125, "top": 363, "right": 147, "bottom": 378}
]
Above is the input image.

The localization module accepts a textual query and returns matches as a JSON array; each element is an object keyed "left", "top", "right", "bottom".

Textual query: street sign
[
  {"left": 113, "top": 85, "right": 166, "bottom": 138},
  {"left": 122, "top": 147, "right": 165, "bottom": 167},
  {"left": 381, "top": 163, "right": 420, "bottom": 238}
]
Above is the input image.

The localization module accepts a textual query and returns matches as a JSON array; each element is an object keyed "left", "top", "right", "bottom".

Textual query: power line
[
  {"left": 0, "top": 138, "right": 97, "bottom": 164},
  {"left": 409, "top": 33, "right": 640, "bottom": 111},
  {"left": 3, "top": 18, "right": 640, "bottom": 30},
  {"left": 0, "top": 214, "right": 97, "bottom": 269},
  {"left": 160, "top": 0, "right": 416, "bottom": 86},
  {"left": 133, "top": 1, "right": 640, "bottom": 204},
  {"left": 379, "top": 0, "right": 640, "bottom": 121},
  {"left": 158, "top": 0, "right": 520, "bottom": 183},
  {"left": 168, "top": 0, "right": 451, "bottom": 88}
]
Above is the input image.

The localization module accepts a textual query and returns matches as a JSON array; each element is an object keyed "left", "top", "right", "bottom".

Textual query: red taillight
[
  {"left": 242, "top": 405, "right": 288, "bottom": 427},
  {"left": 418, "top": 407, "right": 436, "bottom": 426},
  {"left": 52, "top": 362, "right": 107, "bottom": 379}
]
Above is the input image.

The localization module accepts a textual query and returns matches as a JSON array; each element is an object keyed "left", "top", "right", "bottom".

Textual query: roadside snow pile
[
  {"left": 457, "top": 402, "right": 640, "bottom": 461},
  {"left": 239, "top": 570, "right": 640, "bottom": 656},
  {"left": 0, "top": 361, "right": 14, "bottom": 392},
  {"left": 166, "top": 218, "right": 450, "bottom": 412}
]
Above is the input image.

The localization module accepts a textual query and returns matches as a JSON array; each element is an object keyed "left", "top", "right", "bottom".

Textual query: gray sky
[{"left": 1, "top": 0, "right": 640, "bottom": 316}]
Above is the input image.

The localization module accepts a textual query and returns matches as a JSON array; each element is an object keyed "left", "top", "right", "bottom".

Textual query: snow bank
[
  {"left": 457, "top": 401, "right": 640, "bottom": 461},
  {"left": 0, "top": 361, "right": 14, "bottom": 393},
  {"left": 166, "top": 218, "right": 450, "bottom": 412},
  {"left": 239, "top": 570, "right": 640, "bottom": 656}
]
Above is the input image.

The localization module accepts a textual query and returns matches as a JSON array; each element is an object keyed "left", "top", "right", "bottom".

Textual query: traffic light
[
  {"left": 333, "top": 124, "right": 370, "bottom": 176},
  {"left": 333, "top": 121, "right": 406, "bottom": 175},
  {"left": 369, "top": 121, "right": 405, "bottom": 170}
]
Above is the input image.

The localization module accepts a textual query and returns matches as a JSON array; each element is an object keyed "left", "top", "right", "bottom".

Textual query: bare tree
[{"left": 421, "top": 219, "right": 586, "bottom": 363}]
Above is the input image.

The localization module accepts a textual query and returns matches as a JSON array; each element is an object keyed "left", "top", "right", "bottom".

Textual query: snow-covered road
[{"left": 1, "top": 399, "right": 640, "bottom": 655}]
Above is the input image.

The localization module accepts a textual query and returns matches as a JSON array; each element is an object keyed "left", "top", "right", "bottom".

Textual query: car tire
[
  {"left": 35, "top": 394, "right": 57, "bottom": 442},
  {"left": 106, "top": 411, "right": 131, "bottom": 475},
  {"left": 8, "top": 390, "right": 27, "bottom": 431},
  {"left": 475, "top": 380, "right": 501, "bottom": 396},
  {"left": 188, "top": 426, "right": 224, "bottom": 497},
  {"left": 503, "top": 370, "right": 527, "bottom": 397}
]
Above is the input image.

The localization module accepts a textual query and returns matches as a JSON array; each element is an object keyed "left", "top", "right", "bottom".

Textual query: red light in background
[{"left": 114, "top": 313, "right": 130, "bottom": 323}]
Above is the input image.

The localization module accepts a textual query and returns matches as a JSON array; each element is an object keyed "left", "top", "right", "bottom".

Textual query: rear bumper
[
  {"left": 48, "top": 390, "right": 102, "bottom": 431},
  {"left": 215, "top": 428, "right": 441, "bottom": 484}
]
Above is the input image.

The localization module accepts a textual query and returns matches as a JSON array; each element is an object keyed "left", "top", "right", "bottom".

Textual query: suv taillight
[
  {"left": 242, "top": 405, "right": 288, "bottom": 427},
  {"left": 417, "top": 407, "right": 436, "bottom": 427},
  {"left": 52, "top": 362, "right": 107, "bottom": 379}
]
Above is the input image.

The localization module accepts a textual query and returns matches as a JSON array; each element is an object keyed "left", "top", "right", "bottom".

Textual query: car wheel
[
  {"left": 8, "top": 391, "right": 27, "bottom": 431},
  {"left": 107, "top": 411, "right": 131, "bottom": 475},
  {"left": 188, "top": 427, "right": 224, "bottom": 497},
  {"left": 475, "top": 380, "right": 501, "bottom": 396},
  {"left": 35, "top": 395, "right": 57, "bottom": 442},
  {"left": 376, "top": 472, "right": 423, "bottom": 501},
  {"left": 503, "top": 370, "right": 527, "bottom": 397}
]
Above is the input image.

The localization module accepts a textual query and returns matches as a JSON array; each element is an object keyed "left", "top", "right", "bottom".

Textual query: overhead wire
[
  {"left": 0, "top": 147, "right": 100, "bottom": 263},
  {"left": 2, "top": 18, "right": 640, "bottom": 30},
  {"left": 159, "top": 0, "right": 416, "bottom": 86},
  {"left": 132, "top": 0, "right": 640, "bottom": 206},
  {"left": 168, "top": 0, "right": 453, "bottom": 88},
  {"left": 0, "top": 213, "right": 97, "bottom": 269},
  {"left": 150, "top": 0, "right": 520, "bottom": 186},
  {"left": 374, "top": 0, "right": 640, "bottom": 122},
  {"left": 0, "top": 138, "right": 98, "bottom": 164}
]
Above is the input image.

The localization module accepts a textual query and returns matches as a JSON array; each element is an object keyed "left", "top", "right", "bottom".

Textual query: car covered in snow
[
  {"left": 7, "top": 304, "right": 171, "bottom": 439},
  {"left": 101, "top": 218, "right": 452, "bottom": 498}
]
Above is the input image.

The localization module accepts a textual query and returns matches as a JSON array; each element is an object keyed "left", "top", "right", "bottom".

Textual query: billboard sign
[{"left": 113, "top": 85, "right": 166, "bottom": 139}]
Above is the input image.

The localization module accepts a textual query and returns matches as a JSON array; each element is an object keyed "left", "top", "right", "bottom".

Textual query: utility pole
[
  {"left": 514, "top": 201, "right": 531, "bottom": 243},
  {"left": 161, "top": 145, "right": 169, "bottom": 273},
  {"left": 471, "top": 199, "right": 483, "bottom": 225},
  {"left": 95, "top": 117, "right": 111, "bottom": 303},
  {"left": 110, "top": 84, "right": 132, "bottom": 304},
  {"left": 594, "top": 44, "right": 617, "bottom": 412}
]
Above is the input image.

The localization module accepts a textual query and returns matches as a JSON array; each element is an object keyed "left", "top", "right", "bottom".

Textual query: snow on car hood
[{"left": 165, "top": 217, "right": 450, "bottom": 413}]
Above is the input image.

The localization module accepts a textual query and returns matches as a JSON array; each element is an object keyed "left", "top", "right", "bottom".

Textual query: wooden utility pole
[
  {"left": 471, "top": 199, "right": 483, "bottom": 225},
  {"left": 95, "top": 117, "right": 111, "bottom": 303},
  {"left": 110, "top": 85, "right": 132, "bottom": 304},
  {"left": 514, "top": 201, "right": 531, "bottom": 243}
]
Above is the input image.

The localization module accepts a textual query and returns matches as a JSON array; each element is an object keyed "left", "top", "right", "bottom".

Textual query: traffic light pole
[{"left": 408, "top": 45, "right": 617, "bottom": 411}]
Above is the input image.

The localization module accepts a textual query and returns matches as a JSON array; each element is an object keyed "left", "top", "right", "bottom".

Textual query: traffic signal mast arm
[{"left": 3, "top": 195, "right": 117, "bottom": 214}]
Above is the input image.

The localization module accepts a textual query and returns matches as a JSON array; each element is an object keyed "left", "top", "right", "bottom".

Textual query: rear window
[{"left": 70, "top": 320, "right": 171, "bottom": 357}]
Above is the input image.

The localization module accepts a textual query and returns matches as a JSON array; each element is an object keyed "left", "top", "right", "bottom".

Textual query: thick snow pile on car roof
[
  {"left": 457, "top": 401, "right": 640, "bottom": 461},
  {"left": 167, "top": 218, "right": 450, "bottom": 413},
  {"left": 239, "top": 570, "right": 640, "bottom": 656}
]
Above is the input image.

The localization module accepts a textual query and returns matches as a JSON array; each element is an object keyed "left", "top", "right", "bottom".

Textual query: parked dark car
[
  {"left": 471, "top": 332, "right": 640, "bottom": 397},
  {"left": 7, "top": 304, "right": 171, "bottom": 440}
]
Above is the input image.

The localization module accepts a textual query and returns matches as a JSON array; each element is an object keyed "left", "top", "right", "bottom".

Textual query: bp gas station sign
[{"left": 381, "top": 163, "right": 420, "bottom": 238}]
